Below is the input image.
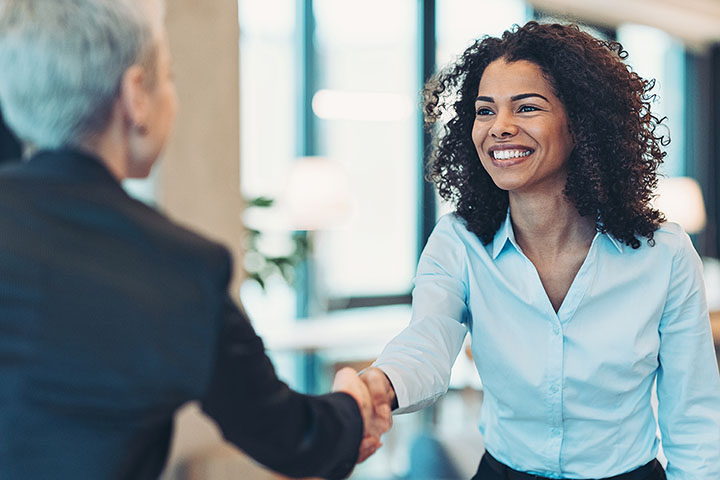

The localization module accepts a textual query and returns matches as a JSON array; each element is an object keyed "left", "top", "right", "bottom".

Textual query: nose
[{"left": 489, "top": 110, "right": 518, "bottom": 138}]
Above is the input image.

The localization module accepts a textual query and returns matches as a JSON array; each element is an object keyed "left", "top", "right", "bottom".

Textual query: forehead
[{"left": 477, "top": 59, "right": 556, "bottom": 97}]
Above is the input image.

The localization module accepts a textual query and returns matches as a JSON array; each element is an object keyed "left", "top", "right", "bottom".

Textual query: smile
[{"left": 491, "top": 149, "right": 533, "bottom": 160}]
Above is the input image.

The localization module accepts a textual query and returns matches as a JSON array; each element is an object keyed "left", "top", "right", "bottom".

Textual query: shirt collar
[
  {"left": 492, "top": 209, "right": 518, "bottom": 259},
  {"left": 491, "top": 209, "right": 624, "bottom": 259},
  {"left": 604, "top": 232, "right": 624, "bottom": 253}
]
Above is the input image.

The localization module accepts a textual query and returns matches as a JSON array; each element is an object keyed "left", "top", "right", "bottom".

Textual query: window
[
  {"left": 312, "top": 0, "right": 419, "bottom": 298},
  {"left": 617, "top": 24, "right": 686, "bottom": 177},
  {"left": 436, "top": 0, "right": 529, "bottom": 69},
  {"left": 239, "top": 0, "right": 297, "bottom": 199}
]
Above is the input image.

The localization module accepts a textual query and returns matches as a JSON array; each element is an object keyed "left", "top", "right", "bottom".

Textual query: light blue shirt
[{"left": 374, "top": 213, "right": 720, "bottom": 479}]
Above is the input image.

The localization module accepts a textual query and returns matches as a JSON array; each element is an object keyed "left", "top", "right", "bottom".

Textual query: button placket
[{"left": 546, "top": 321, "right": 564, "bottom": 471}]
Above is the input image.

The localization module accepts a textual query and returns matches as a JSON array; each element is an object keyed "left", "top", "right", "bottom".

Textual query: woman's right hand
[
  {"left": 333, "top": 367, "right": 392, "bottom": 463},
  {"left": 359, "top": 367, "right": 398, "bottom": 412},
  {"left": 355, "top": 367, "right": 397, "bottom": 462}
]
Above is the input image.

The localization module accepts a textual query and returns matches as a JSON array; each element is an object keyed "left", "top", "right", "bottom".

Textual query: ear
[{"left": 119, "top": 64, "right": 150, "bottom": 130}]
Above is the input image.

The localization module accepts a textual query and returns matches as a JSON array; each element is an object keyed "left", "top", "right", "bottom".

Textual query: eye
[
  {"left": 476, "top": 107, "right": 494, "bottom": 116},
  {"left": 518, "top": 105, "right": 539, "bottom": 113}
]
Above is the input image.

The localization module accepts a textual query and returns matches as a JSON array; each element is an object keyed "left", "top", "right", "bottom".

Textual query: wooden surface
[
  {"left": 710, "top": 311, "right": 720, "bottom": 370},
  {"left": 712, "top": 311, "right": 720, "bottom": 344}
]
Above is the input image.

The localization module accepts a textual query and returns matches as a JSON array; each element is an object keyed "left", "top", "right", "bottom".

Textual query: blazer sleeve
[{"left": 201, "top": 296, "right": 363, "bottom": 480}]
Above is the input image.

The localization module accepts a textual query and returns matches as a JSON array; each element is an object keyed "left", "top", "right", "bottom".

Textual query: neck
[
  {"left": 78, "top": 107, "right": 129, "bottom": 181},
  {"left": 509, "top": 190, "right": 595, "bottom": 257}
]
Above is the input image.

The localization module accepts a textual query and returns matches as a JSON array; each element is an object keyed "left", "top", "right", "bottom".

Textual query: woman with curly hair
[{"left": 361, "top": 21, "right": 720, "bottom": 479}]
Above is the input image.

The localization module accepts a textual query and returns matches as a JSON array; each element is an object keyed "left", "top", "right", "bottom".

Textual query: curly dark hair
[{"left": 424, "top": 21, "right": 666, "bottom": 249}]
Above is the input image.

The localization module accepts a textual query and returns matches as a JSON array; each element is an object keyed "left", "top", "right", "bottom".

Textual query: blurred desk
[
  {"left": 257, "top": 305, "right": 411, "bottom": 354},
  {"left": 711, "top": 311, "right": 720, "bottom": 370},
  {"left": 256, "top": 304, "right": 482, "bottom": 392},
  {"left": 255, "top": 305, "right": 411, "bottom": 393}
]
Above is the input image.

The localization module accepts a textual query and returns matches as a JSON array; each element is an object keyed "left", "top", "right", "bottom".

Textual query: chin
[{"left": 487, "top": 174, "right": 526, "bottom": 192}]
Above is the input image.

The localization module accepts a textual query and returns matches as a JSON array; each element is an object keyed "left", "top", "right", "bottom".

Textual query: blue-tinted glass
[{"left": 618, "top": 24, "right": 686, "bottom": 177}]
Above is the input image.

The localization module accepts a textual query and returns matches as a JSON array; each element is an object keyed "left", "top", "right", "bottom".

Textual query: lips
[{"left": 487, "top": 145, "right": 534, "bottom": 166}]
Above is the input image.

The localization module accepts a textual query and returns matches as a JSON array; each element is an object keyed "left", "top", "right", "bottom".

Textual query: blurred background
[{"left": 3, "top": 0, "right": 719, "bottom": 478}]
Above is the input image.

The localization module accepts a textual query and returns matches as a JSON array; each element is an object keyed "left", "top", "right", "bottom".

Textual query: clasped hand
[{"left": 332, "top": 367, "right": 395, "bottom": 463}]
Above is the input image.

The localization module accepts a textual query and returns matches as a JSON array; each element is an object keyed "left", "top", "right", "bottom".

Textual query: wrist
[{"left": 361, "top": 367, "right": 398, "bottom": 410}]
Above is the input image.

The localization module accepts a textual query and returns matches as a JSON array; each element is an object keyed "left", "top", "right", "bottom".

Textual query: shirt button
[
  {"left": 550, "top": 384, "right": 559, "bottom": 394},
  {"left": 552, "top": 325, "right": 560, "bottom": 335},
  {"left": 551, "top": 428, "right": 560, "bottom": 436}
]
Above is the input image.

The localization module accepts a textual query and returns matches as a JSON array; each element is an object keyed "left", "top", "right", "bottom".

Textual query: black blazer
[
  {"left": 0, "top": 108, "right": 21, "bottom": 164},
  {"left": 0, "top": 150, "right": 362, "bottom": 479}
]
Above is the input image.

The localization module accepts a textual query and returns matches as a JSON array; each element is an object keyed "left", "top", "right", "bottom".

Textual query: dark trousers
[{"left": 472, "top": 452, "right": 667, "bottom": 480}]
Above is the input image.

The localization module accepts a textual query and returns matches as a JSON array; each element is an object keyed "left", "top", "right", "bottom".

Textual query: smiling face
[{"left": 471, "top": 58, "right": 574, "bottom": 196}]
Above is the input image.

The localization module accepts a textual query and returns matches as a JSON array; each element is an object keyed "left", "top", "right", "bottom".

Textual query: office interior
[{"left": 1, "top": 0, "right": 719, "bottom": 479}]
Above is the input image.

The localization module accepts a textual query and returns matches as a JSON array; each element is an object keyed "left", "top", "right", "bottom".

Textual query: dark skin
[{"left": 511, "top": 201, "right": 596, "bottom": 313}]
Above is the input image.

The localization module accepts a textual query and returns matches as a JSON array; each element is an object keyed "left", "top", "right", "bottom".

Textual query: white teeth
[{"left": 492, "top": 149, "right": 532, "bottom": 160}]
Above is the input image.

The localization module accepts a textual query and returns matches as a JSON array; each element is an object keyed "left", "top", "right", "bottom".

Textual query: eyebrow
[{"left": 475, "top": 93, "right": 550, "bottom": 103}]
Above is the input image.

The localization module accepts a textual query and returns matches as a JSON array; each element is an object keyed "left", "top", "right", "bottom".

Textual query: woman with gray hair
[{"left": 0, "top": 1, "right": 390, "bottom": 479}]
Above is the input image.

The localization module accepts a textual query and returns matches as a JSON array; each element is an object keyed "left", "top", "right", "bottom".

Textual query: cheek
[
  {"left": 556, "top": 125, "right": 574, "bottom": 157},
  {"left": 541, "top": 122, "right": 571, "bottom": 153},
  {"left": 472, "top": 127, "right": 492, "bottom": 170},
  {"left": 471, "top": 122, "right": 485, "bottom": 150}
]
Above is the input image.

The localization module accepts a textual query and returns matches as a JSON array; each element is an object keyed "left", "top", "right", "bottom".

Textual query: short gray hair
[{"left": 0, "top": 0, "right": 165, "bottom": 149}]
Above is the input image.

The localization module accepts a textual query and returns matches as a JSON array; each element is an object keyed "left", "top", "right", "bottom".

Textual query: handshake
[{"left": 332, "top": 367, "right": 397, "bottom": 463}]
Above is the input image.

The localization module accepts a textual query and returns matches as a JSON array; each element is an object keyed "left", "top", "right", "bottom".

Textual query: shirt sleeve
[
  {"left": 373, "top": 215, "right": 469, "bottom": 413},
  {"left": 656, "top": 234, "right": 720, "bottom": 480},
  {"left": 201, "top": 296, "right": 363, "bottom": 480}
]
